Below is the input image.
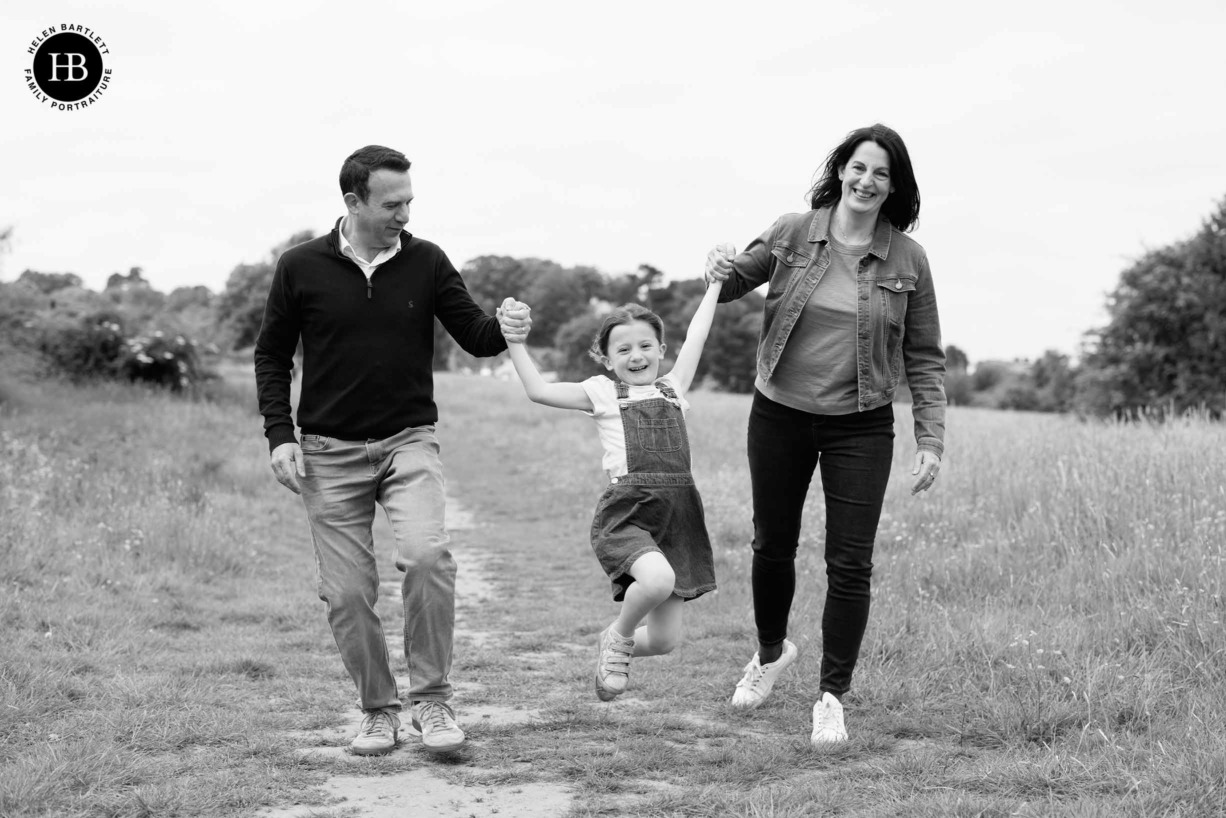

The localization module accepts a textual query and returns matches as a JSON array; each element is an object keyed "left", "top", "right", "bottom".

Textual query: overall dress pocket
[{"left": 637, "top": 417, "right": 683, "bottom": 452}]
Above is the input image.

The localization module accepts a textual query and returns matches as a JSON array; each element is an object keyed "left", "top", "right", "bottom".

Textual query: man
[{"left": 255, "top": 145, "right": 527, "bottom": 755}]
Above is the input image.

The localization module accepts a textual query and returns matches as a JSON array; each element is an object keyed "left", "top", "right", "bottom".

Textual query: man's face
[{"left": 346, "top": 168, "right": 413, "bottom": 251}]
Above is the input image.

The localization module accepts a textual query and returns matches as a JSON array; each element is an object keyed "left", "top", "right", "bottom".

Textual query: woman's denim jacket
[{"left": 720, "top": 208, "right": 947, "bottom": 457}]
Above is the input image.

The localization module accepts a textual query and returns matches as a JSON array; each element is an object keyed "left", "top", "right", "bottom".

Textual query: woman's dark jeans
[{"left": 747, "top": 390, "right": 895, "bottom": 697}]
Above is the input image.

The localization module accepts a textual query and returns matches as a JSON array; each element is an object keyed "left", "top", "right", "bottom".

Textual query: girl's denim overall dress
[{"left": 590, "top": 380, "right": 717, "bottom": 602}]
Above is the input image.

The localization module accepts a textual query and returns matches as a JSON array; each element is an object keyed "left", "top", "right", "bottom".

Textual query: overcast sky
[{"left": 4, "top": 0, "right": 1224, "bottom": 362}]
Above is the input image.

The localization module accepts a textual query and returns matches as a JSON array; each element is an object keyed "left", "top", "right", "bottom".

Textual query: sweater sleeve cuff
[{"left": 266, "top": 424, "right": 298, "bottom": 454}]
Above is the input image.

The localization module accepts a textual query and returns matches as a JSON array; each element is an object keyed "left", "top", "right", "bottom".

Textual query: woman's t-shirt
[{"left": 757, "top": 233, "right": 867, "bottom": 414}]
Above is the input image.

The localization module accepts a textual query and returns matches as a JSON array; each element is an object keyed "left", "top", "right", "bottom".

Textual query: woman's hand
[
  {"left": 704, "top": 243, "right": 737, "bottom": 284},
  {"left": 911, "top": 450, "right": 941, "bottom": 494}
]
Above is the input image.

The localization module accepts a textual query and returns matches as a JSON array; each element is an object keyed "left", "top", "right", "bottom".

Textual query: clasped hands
[
  {"left": 497, "top": 297, "right": 532, "bottom": 343},
  {"left": 704, "top": 243, "right": 737, "bottom": 285}
]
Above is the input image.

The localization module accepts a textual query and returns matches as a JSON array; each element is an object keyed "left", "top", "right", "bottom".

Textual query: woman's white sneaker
[
  {"left": 810, "top": 692, "right": 849, "bottom": 745},
  {"left": 730, "top": 639, "right": 798, "bottom": 710}
]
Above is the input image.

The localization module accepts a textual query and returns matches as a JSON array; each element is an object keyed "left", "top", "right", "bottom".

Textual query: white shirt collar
[{"left": 338, "top": 215, "right": 402, "bottom": 278}]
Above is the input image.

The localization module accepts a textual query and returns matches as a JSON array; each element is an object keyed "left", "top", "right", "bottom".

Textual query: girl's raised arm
[
  {"left": 667, "top": 280, "right": 723, "bottom": 395},
  {"left": 506, "top": 338, "right": 594, "bottom": 412}
]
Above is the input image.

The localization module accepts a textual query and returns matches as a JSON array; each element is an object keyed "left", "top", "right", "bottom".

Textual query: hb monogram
[{"left": 47, "top": 53, "right": 90, "bottom": 82}]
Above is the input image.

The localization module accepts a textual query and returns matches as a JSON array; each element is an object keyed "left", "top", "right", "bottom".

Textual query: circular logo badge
[{"left": 25, "top": 25, "right": 112, "bottom": 110}]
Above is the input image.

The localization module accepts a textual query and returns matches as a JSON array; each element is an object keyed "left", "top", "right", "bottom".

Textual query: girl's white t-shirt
[{"left": 580, "top": 374, "right": 692, "bottom": 478}]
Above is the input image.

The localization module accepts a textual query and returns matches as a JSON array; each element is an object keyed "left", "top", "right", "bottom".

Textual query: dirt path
[{"left": 259, "top": 495, "right": 573, "bottom": 818}]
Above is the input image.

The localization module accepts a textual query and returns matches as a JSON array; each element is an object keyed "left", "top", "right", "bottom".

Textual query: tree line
[{"left": 2, "top": 195, "right": 1224, "bottom": 416}]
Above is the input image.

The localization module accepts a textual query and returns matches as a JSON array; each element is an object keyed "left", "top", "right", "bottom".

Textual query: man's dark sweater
[{"left": 254, "top": 224, "right": 506, "bottom": 452}]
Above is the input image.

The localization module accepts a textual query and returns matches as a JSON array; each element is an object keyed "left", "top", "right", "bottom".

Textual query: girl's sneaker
[
  {"left": 595, "top": 625, "right": 635, "bottom": 701},
  {"left": 730, "top": 639, "right": 798, "bottom": 710},
  {"left": 810, "top": 692, "right": 849, "bottom": 745}
]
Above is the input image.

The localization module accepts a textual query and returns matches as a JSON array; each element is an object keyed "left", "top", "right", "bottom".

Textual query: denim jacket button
[
  {"left": 787, "top": 252, "right": 795, "bottom": 263},
  {"left": 895, "top": 280, "right": 903, "bottom": 289}
]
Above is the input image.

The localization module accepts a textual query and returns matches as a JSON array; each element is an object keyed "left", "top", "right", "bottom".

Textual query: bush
[
  {"left": 999, "top": 382, "right": 1042, "bottom": 412},
  {"left": 971, "top": 361, "right": 1008, "bottom": 391},
  {"left": 1080, "top": 195, "right": 1226, "bottom": 417},
  {"left": 118, "top": 332, "right": 202, "bottom": 391},
  {"left": 37, "top": 314, "right": 127, "bottom": 379},
  {"left": 945, "top": 371, "right": 974, "bottom": 406},
  {"left": 34, "top": 313, "right": 204, "bottom": 392},
  {"left": 703, "top": 301, "right": 762, "bottom": 393},
  {"left": 553, "top": 311, "right": 606, "bottom": 382}
]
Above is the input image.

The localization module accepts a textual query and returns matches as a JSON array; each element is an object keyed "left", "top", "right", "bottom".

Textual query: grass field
[{"left": 1, "top": 369, "right": 1224, "bottom": 817}]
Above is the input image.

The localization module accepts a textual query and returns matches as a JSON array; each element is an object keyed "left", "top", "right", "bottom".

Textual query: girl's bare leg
[
  {"left": 612, "top": 551, "right": 674, "bottom": 639},
  {"left": 633, "top": 594, "right": 684, "bottom": 656}
]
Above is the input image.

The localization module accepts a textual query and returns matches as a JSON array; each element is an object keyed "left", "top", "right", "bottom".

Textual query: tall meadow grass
[
  {"left": 0, "top": 376, "right": 337, "bottom": 817},
  {"left": 2, "top": 370, "right": 1224, "bottom": 816},
  {"left": 689, "top": 394, "right": 1226, "bottom": 811},
  {"left": 439, "top": 376, "right": 1226, "bottom": 815}
]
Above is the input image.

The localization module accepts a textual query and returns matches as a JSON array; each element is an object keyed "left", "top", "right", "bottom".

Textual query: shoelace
[
  {"left": 359, "top": 711, "right": 394, "bottom": 738},
  {"left": 813, "top": 699, "right": 845, "bottom": 736},
  {"left": 736, "top": 660, "right": 767, "bottom": 691},
  {"left": 417, "top": 703, "right": 453, "bottom": 731}
]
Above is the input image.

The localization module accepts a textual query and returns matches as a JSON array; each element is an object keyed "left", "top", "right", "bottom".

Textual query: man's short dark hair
[{"left": 339, "top": 146, "right": 412, "bottom": 203}]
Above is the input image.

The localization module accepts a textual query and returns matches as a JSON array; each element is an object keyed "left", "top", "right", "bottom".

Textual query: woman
[{"left": 704, "top": 123, "right": 945, "bottom": 745}]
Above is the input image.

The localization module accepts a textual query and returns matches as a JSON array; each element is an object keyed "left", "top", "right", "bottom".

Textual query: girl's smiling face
[{"left": 602, "top": 319, "right": 666, "bottom": 385}]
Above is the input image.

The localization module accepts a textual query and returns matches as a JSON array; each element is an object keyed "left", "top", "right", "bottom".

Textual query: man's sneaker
[
  {"left": 594, "top": 625, "right": 635, "bottom": 701},
  {"left": 411, "top": 700, "right": 466, "bottom": 754},
  {"left": 730, "top": 639, "right": 798, "bottom": 710},
  {"left": 350, "top": 709, "right": 399, "bottom": 756},
  {"left": 811, "top": 692, "right": 849, "bottom": 746}
]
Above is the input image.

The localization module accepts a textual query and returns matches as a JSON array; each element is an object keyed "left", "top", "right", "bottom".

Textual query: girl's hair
[
  {"left": 588, "top": 303, "right": 665, "bottom": 363},
  {"left": 806, "top": 123, "right": 921, "bottom": 232}
]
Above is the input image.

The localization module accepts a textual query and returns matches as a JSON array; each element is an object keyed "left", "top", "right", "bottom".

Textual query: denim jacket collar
[{"left": 807, "top": 207, "right": 893, "bottom": 261}]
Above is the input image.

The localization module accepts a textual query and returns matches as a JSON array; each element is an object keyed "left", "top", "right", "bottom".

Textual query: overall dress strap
[{"left": 654, "top": 379, "right": 679, "bottom": 402}]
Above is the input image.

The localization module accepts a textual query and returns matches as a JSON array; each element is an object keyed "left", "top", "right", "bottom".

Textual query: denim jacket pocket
[
  {"left": 874, "top": 278, "right": 916, "bottom": 390},
  {"left": 770, "top": 243, "right": 813, "bottom": 268},
  {"left": 876, "top": 277, "right": 916, "bottom": 327},
  {"left": 637, "top": 418, "right": 683, "bottom": 452},
  {"left": 766, "top": 243, "right": 815, "bottom": 322}
]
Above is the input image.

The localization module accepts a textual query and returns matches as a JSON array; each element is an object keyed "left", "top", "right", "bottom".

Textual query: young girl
[{"left": 499, "top": 282, "right": 722, "bottom": 701}]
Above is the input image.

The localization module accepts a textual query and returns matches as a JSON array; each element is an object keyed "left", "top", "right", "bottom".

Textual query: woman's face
[{"left": 838, "top": 141, "right": 893, "bottom": 221}]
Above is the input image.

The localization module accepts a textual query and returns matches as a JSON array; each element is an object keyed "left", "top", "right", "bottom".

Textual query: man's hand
[
  {"left": 704, "top": 243, "right": 737, "bottom": 284},
  {"left": 497, "top": 297, "right": 532, "bottom": 344},
  {"left": 271, "top": 441, "right": 306, "bottom": 494}
]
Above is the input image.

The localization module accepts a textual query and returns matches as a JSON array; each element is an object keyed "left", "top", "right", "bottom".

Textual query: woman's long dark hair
[{"left": 807, "top": 124, "right": 920, "bottom": 232}]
